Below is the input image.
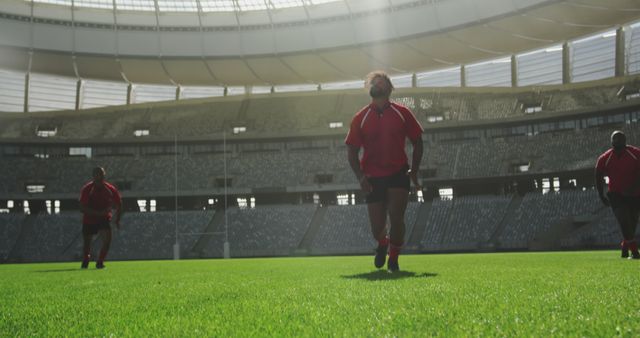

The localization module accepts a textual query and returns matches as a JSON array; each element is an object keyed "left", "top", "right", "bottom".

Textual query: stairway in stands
[
  {"left": 6, "top": 214, "right": 36, "bottom": 263},
  {"left": 189, "top": 210, "right": 225, "bottom": 258},
  {"left": 296, "top": 205, "right": 327, "bottom": 254},
  {"left": 489, "top": 195, "right": 521, "bottom": 249},
  {"left": 529, "top": 216, "right": 578, "bottom": 251},
  {"left": 405, "top": 200, "right": 433, "bottom": 252}
]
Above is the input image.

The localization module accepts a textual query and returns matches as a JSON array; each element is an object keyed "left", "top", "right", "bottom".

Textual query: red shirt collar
[{"left": 370, "top": 101, "right": 391, "bottom": 114}]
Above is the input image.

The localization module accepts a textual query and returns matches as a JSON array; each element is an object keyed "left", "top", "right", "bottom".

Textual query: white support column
[
  {"left": 23, "top": 73, "right": 30, "bottom": 113},
  {"left": 126, "top": 83, "right": 133, "bottom": 105},
  {"left": 562, "top": 42, "right": 571, "bottom": 84},
  {"left": 173, "top": 243, "right": 180, "bottom": 260},
  {"left": 511, "top": 55, "right": 518, "bottom": 87},
  {"left": 75, "top": 79, "right": 83, "bottom": 110},
  {"left": 616, "top": 26, "right": 626, "bottom": 77}
]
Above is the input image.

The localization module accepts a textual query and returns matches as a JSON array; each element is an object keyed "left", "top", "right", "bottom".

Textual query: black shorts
[
  {"left": 365, "top": 166, "right": 411, "bottom": 204},
  {"left": 607, "top": 192, "right": 640, "bottom": 211},
  {"left": 82, "top": 220, "right": 111, "bottom": 236}
]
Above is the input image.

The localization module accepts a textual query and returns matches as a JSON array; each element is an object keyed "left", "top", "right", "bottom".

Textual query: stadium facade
[{"left": 1, "top": 0, "right": 640, "bottom": 262}]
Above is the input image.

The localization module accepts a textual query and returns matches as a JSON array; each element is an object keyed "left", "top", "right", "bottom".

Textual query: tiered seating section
[
  {"left": 310, "top": 202, "right": 420, "bottom": 254},
  {"left": 0, "top": 79, "right": 638, "bottom": 263},
  {"left": 104, "top": 210, "right": 214, "bottom": 260},
  {"left": 421, "top": 195, "right": 511, "bottom": 251},
  {"left": 205, "top": 204, "right": 317, "bottom": 256},
  {"left": 0, "top": 213, "right": 25, "bottom": 260},
  {"left": 5, "top": 210, "right": 214, "bottom": 263},
  {"left": 1, "top": 191, "right": 632, "bottom": 263},
  {"left": 419, "top": 190, "right": 627, "bottom": 252},
  {"left": 9, "top": 212, "right": 81, "bottom": 262},
  {"left": 0, "top": 80, "right": 629, "bottom": 139},
  {"left": 2, "top": 124, "right": 639, "bottom": 193},
  {"left": 498, "top": 190, "right": 601, "bottom": 248}
]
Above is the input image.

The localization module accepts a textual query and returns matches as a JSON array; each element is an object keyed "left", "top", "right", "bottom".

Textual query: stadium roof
[
  {"left": 0, "top": 0, "right": 639, "bottom": 86},
  {"left": 25, "top": 0, "right": 343, "bottom": 12}
]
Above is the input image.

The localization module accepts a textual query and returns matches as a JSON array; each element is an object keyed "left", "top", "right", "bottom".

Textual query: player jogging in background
[
  {"left": 345, "top": 71, "right": 424, "bottom": 272},
  {"left": 596, "top": 131, "right": 640, "bottom": 259},
  {"left": 79, "top": 166, "right": 122, "bottom": 269}
]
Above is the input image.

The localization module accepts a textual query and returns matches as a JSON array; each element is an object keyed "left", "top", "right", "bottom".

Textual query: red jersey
[
  {"left": 596, "top": 145, "right": 640, "bottom": 196},
  {"left": 79, "top": 181, "right": 121, "bottom": 225},
  {"left": 345, "top": 101, "right": 423, "bottom": 177}
]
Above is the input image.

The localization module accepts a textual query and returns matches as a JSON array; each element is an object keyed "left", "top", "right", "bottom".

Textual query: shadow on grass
[
  {"left": 33, "top": 269, "right": 83, "bottom": 273},
  {"left": 341, "top": 270, "right": 438, "bottom": 281}
]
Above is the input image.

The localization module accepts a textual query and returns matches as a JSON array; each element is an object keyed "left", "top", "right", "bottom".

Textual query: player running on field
[
  {"left": 345, "top": 71, "right": 424, "bottom": 272},
  {"left": 596, "top": 130, "right": 640, "bottom": 259},
  {"left": 79, "top": 166, "right": 122, "bottom": 269}
]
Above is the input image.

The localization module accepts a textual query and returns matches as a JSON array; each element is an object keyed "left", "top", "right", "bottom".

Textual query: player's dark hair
[
  {"left": 611, "top": 130, "right": 625, "bottom": 140},
  {"left": 92, "top": 166, "right": 105, "bottom": 176},
  {"left": 366, "top": 71, "right": 394, "bottom": 91}
]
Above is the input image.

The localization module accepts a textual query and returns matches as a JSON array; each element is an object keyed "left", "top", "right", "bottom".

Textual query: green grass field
[{"left": 1, "top": 251, "right": 638, "bottom": 337}]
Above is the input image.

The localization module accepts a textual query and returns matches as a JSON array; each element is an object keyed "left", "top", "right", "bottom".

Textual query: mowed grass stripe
[{"left": 0, "top": 251, "right": 638, "bottom": 337}]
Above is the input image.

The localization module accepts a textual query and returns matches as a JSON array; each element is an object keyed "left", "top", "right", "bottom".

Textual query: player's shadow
[
  {"left": 33, "top": 269, "right": 82, "bottom": 273},
  {"left": 341, "top": 270, "right": 438, "bottom": 281}
]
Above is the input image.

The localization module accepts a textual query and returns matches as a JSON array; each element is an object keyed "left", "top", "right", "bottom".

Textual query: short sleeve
[
  {"left": 111, "top": 186, "right": 122, "bottom": 205},
  {"left": 345, "top": 115, "right": 363, "bottom": 148},
  {"left": 595, "top": 153, "right": 608, "bottom": 173},
  {"left": 403, "top": 108, "right": 423, "bottom": 142},
  {"left": 79, "top": 185, "right": 90, "bottom": 205},
  {"left": 633, "top": 148, "right": 640, "bottom": 169}
]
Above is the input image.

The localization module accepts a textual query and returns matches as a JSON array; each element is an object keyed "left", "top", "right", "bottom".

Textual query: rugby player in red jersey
[
  {"left": 79, "top": 167, "right": 122, "bottom": 269},
  {"left": 596, "top": 131, "right": 640, "bottom": 259},
  {"left": 345, "top": 71, "right": 424, "bottom": 272}
]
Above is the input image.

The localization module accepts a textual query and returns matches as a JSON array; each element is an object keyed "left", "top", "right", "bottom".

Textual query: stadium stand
[
  {"left": 2, "top": 122, "right": 636, "bottom": 193},
  {"left": 1, "top": 79, "right": 640, "bottom": 262},
  {"left": 498, "top": 189, "right": 601, "bottom": 249},
  {"left": 0, "top": 189, "right": 630, "bottom": 261},
  {"left": 417, "top": 190, "right": 609, "bottom": 252},
  {"left": 199, "top": 204, "right": 316, "bottom": 257},
  {"left": 441, "top": 195, "right": 512, "bottom": 248},
  {"left": 9, "top": 212, "right": 81, "bottom": 262},
  {"left": 103, "top": 210, "right": 214, "bottom": 261},
  {"left": 222, "top": 204, "right": 316, "bottom": 256},
  {"left": 5, "top": 210, "right": 214, "bottom": 263},
  {"left": 311, "top": 202, "right": 420, "bottom": 255},
  {"left": 311, "top": 204, "right": 376, "bottom": 254},
  {"left": 420, "top": 195, "right": 511, "bottom": 251},
  {"left": 420, "top": 198, "right": 452, "bottom": 249},
  {"left": 560, "top": 211, "right": 622, "bottom": 249},
  {"left": 0, "top": 213, "right": 25, "bottom": 261},
  {"left": 0, "top": 79, "right": 633, "bottom": 140},
  {"left": 153, "top": 101, "right": 243, "bottom": 137}
]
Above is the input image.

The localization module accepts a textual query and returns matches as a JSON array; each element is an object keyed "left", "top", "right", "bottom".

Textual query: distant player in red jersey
[
  {"left": 345, "top": 71, "right": 424, "bottom": 272},
  {"left": 79, "top": 167, "right": 122, "bottom": 269},
  {"left": 596, "top": 131, "right": 640, "bottom": 259}
]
